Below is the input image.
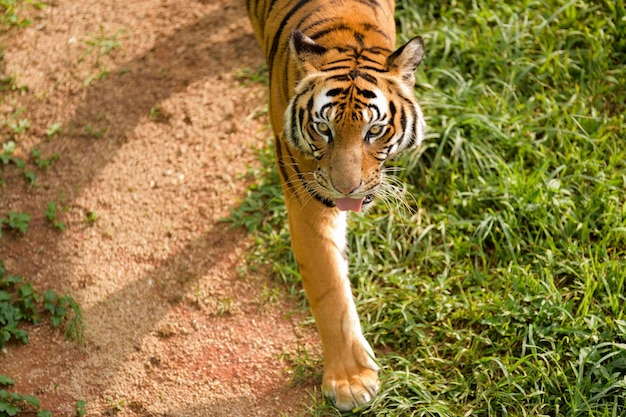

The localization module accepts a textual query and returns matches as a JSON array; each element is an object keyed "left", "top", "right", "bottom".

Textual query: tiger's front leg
[{"left": 286, "top": 198, "right": 379, "bottom": 411}]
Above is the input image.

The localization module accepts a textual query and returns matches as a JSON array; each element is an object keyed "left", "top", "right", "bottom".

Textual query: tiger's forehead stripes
[
  {"left": 321, "top": 48, "right": 388, "bottom": 83},
  {"left": 362, "top": 92, "right": 388, "bottom": 122},
  {"left": 313, "top": 89, "right": 336, "bottom": 121},
  {"left": 310, "top": 85, "right": 387, "bottom": 124}
]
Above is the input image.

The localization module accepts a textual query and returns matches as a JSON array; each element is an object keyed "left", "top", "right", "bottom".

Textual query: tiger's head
[{"left": 284, "top": 30, "right": 425, "bottom": 212}]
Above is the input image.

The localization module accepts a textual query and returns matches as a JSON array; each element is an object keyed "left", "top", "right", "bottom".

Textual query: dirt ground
[{"left": 0, "top": 0, "right": 322, "bottom": 415}]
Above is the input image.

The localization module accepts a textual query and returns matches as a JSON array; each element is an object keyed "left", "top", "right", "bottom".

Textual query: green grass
[{"left": 231, "top": 0, "right": 626, "bottom": 415}]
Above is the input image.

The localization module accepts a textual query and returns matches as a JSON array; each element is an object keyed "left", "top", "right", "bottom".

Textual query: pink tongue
[{"left": 335, "top": 197, "right": 365, "bottom": 212}]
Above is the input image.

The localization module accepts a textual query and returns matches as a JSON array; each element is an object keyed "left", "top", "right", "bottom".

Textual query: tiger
[{"left": 246, "top": 0, "right": 426, "bottom": 410}]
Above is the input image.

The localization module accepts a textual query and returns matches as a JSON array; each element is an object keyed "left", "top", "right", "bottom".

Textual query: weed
[
  {"left": 44, "top": 201, "right": 67, "bottom": 231},
  {"left": 84, "top": 210, "right": 98, "bottom": 226},
  {"left": 79, "top": 26, "right": 123, "bottom": 66},
  {"left": 42, "top": 289, "right": 84, "bottom": 343},
  {"left": 0, "top": 375, "right": 52, "bottom": 417},
  {"left": 0, "top": 141, "right": 18, "bottom": 166},
  {"left": 76, "top": 399, "right": 87, "bottom": 417},
  {"left": 149, "top": 105, "right": 161, "bottom": 121},
  {"left": 0, "top": 141, "right": 61, "bottom": 186},
  {"left": 84, "top": 124, "right": 109, "bottom": 138},
  {"left": 0, "top": 261, "right": 84, "bottom": 346},
  {"left": 0, "top": 211, "right": 31, "bottom": 236},
  {"left": 215, "top": 297, "right": 235, "bottom": 316},
  {"left": 79, "top": 26, "right": 123, "bottom": 86},
  {"left": 8, "top": 118, "right": 30, "bottom": 134},
  {"left": 260, "top": 283, "right": 282, "bottom": 305},
  {"left": 31, "top": 148, "right": 60, "bottom": 170},
  {"left": 45, "top": 122, "right": 62, "bottom": 137},
  {"left": 83, "top": 68, "right": 111, "bottom": 86},
  {"left": 104, "top": 396, "right": 125, "bottom": 415}
]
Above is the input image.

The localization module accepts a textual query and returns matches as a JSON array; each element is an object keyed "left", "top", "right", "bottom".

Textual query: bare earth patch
[{"left": 0, "top": 0, "right": 320, "bottom": 415}]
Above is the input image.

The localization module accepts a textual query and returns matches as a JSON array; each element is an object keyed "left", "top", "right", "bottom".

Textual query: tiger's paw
[
  {"left": 322, "top": 341, "right": 380, "bottom": 411},
  {"left": 323, "top": 368, "right": 379, "bottom": 411}
]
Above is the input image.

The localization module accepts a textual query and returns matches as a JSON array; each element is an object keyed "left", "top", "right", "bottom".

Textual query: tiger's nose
[{"left": 333, "top": 180, "right": 363, "bottom": 196}]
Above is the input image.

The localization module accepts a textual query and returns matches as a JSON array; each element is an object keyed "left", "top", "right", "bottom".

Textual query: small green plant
[
  {"left": 215, "top": 297, "right": 234, "bottom": 316},
  {"left": 8, "top": 118, "right": 30, "bottom": 134},
  {"left": 0, "top": 275, "right": 35, "bottom": 345},
  {"left": 31, "top": 149, "right": 60, "bottom": 170},
  {"left": 0, "top": 211, "right": 31, "bottom": 236},
  {"left": 84, "top": 124, "right": 108, "bottom": 138},
  {"left": 75, "top": 399, "right": 86, "bottom": 417},
  {"left": 104, "top": 396, "right": 125, "bottom": 415},
  {"left": 0, "top": 141, "right": 21, "bottom": 166},
  {"left": 84, "top": 210, "right": 98, "bottom": 226},
  {"left": 22, "top": 170, "right": 35, "bottom": 184},
  {"left": 1, "top": 141, "right": 25, "bottom": 185},
  {"left": 0, "top": 261, "right": 84, "bottom": 346},
  {"left": 42, "top": 289, "right": 83, "bottom": 342},
  {"left": 44, "top": 201, "right": 66, "bottom": 231},
  {"left": 0, "top": 263, "right": 84, "bottom": 416},
  {"left": 1, "top": 141, "right": 61, "bottom": 186},
  {"left": 0, "top": 76, "right": 15, "bottom": 92},
  {"left": 148, "top": 105, "right": 167, "bottom": 122},
  {"left": 79, "top": 26, "right": 123, "bottom": 86},
  {"left": 0, "top": 75, "right": 27, "bottom": 93},
  {"left": 79, "top": 26, "right": 123, "bottom": 65},
  {"left": 0, "top": 375, "right": 52, "bottom": 417},
  {"left": 83, "top": 69, "right": 110, "bottom": 86},
  {"left": 45, "top": 122, "right": 62, "bottom": 137}
]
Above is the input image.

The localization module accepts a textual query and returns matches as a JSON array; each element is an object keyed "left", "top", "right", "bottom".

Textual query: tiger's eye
[
  {"left": 317, "top": 122, "right": 330, "bottom": 133},
  {"left": 368, "top": 125, "right": 383, "bottom": 136}
]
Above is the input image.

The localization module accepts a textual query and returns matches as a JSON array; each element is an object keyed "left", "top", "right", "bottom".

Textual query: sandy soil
[{"left": 0, "top": 0, "right": 321, "bottom": 415}]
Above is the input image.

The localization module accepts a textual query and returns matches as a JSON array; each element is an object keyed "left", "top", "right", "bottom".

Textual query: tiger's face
[{"left": 284, "top": 32, "right": 425, "bottom": 212}]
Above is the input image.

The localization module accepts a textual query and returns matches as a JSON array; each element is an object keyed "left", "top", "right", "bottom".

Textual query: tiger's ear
[
  {"left": 387, "top": 36, "right": 425, "bottom": 87},
  {"left": 290, "top": 29, "right": 327, "bottom": 75}
]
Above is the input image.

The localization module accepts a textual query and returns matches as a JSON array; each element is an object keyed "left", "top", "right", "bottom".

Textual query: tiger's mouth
[{"left": 334, "top": 195, "right": 374, "bottom": 212}]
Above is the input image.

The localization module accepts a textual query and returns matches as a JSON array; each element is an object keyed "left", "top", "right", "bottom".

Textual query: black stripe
[
  {"left": 318, "top": 102, "right": 334, "bottom": 120},
  {"left": 310, "top": 24, "right": 351, "bottom": 41},
  {"left": 357, "top": 54, "right": 386, "bottom": 65},
  {"left": 400, "top": 106, "right": 407, "bottom": 134},
  {"left": 275, "top": 135, "right": 298, "bottom": 201},
  {"left": 359, "top": 72, "right": 379, "bottom": 84},
  {"left": 326, "top": 88, "right": 346, "bottom": 97},
  {"left": 354, "top": 31, "right": 365, "bottom": 47},
  {"left": 357, "top": 87, "right": 377, "bottom": 99},
  {"left": 354, "top": 0, "right": 386, "bottom": 12},
  {"left": 300, "top": 17, "right": 335, "bottom": 34},
  {"left": 359, "top": 65, "right": 387, "bottom": 73},
  {"left": 397, "top": 105, "right": 412, "bottom": 149},
  {"left": 322, "top": 65, "right": 352, "bottom": 72},
  {"left": 268, "top": 0, "right": 311, "bottom": 76},
  {"left": 389, "top": 100, "right": 396, "bottom": 117},
  {"left": 323, "top": 58, "right": 353, "bottom": 66},
  {"left": 285, "top": 145, "right": 335, "bottom": 208},
  {"left": 292, "top": 105, "right": 304, "bottom": 148},
  {"left": 404, "top": 112, "right": 418, "bottom": 149}
]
